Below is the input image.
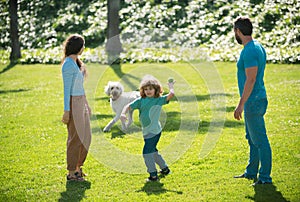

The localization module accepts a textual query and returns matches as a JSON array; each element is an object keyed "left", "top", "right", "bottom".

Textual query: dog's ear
[
  {"left": 104, "top": 81, "right": 112, "bottom": 95},
  {"left": 119, "top": 82, "right": 124, "bottom": 94}
]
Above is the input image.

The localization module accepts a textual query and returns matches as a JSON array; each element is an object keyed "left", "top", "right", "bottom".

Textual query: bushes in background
[{"left": 0, "top": 0, "right": 299, "bottom": 64}]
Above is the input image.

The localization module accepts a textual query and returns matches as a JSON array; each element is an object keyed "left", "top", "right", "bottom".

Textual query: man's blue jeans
[{"left": 244, "top": 98, "right": 272, "bottom": 183}]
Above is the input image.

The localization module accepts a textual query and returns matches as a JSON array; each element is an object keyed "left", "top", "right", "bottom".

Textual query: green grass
[{"left": 0, "top": 62, "right": 299, "bottom": 201}]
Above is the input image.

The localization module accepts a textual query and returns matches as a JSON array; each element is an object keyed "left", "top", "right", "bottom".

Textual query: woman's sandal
[
  {"left": 77, "top": 168, "right": 87, "bottom": 177},
  {"left": 67, "top": 172, "right": 85, "bottom": 181}
]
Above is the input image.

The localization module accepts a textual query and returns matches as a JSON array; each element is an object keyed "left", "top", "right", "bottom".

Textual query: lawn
[{"left": 0, "top": 61, "right": 299, "bottom": 201}]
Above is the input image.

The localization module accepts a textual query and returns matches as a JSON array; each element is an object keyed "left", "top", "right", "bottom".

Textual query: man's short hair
[{"left": 234, "top": 17, "right": 253, "bottom": 36}]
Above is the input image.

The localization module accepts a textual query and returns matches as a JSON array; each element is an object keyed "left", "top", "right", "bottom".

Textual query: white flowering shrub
[{"left": 0, "top": 0, "right": 299, "bottom": 64}]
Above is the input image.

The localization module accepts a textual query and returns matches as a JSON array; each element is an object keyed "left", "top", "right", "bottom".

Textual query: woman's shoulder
[{"left": 62, "top": 58, "right": 76, "bottom": 72}]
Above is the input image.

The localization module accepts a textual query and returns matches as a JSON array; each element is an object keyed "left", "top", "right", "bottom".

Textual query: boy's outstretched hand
[{"left": 168, "top": 77, "right": 175, "bottom": 90}]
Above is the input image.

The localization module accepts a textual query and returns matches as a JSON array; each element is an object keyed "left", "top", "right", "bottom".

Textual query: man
[{"left": 233, "top": 17, "right": 272, "bottom": 186}]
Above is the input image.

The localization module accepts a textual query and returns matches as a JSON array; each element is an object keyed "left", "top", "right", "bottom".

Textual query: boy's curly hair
[{"left": 139, "top": 75, "right": 163, "bottom": 98}]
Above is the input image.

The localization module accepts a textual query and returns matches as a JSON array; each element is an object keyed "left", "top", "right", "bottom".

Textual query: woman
[{"left": 61, "top": 34, "right": 91, "bottom": 181}]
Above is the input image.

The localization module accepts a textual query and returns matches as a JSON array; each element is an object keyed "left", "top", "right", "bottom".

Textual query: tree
[
  {"left": 106, "top": 0, "right": 123, "bottom": 64},
  {"left": 9, "top": 0, "right": 21, "bottom": 62}
]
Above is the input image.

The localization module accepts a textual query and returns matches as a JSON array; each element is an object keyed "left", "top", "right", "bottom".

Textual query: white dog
[{"left": 103, "top": 81, "right": 140, "bottom": 132}]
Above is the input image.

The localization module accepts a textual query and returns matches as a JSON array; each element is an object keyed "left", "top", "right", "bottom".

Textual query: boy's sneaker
[
  {"left": 146, "top": 176, "right": 159, "bottom": 182},
  {"left": 160, "top": 167, "right": 171, "bottom": 175}
]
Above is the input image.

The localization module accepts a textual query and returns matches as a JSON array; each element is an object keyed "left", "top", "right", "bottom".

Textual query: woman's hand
[
  {"left": 62, "top": 111, "right": 70, "bottom": 124},
  {"left": 87, "top": 105, "right": 92, "bottom": 116}
]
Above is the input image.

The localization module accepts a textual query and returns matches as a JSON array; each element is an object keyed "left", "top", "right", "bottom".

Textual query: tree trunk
[
  {"left": 106, "top": 0, "right": 123, "bottom": 64},
  {"left": 9, "top": 0, "right": 21, "bottom": 62}
]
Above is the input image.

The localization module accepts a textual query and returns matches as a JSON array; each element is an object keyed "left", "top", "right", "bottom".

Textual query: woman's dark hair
[
  {"left": 62, "top": 34, "right": 85, "bottom": 66},
  {"left": 234, "top": 17, "right": 253, "bottom": 36}
]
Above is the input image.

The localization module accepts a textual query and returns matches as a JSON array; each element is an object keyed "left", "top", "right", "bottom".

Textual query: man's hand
[{"left": 234, "top": 103, "right": 243, "bottom": 120}]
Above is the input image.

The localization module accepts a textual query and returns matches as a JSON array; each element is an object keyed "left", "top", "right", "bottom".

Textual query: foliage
[
  {"left": 0, "top": 0, "right": 106, "bottom": 49},
  {"left": 0, "top": 0, "right": 299, "bottom": 64},
  {"left": 0, "top": 62, "right": 299, "bottom": 201}
]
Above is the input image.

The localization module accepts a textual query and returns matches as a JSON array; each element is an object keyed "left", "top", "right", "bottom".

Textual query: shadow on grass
[
  {"left": 111, "top": 127, "right": 126, "bottom": 139},
  {"left": 91, "top": 113, "right": 127, "bottom": 139},
  {"left": 91, "top": 110, "right": 244, "bottom": 138},
  {"left": 224, "top": 106, "right": 236, "bottom": 112},
  {"left": 198, "top": 119, "right": 244, "bottom": 133},
  {"left": 0, "top": 62, "right": 16, "bottom": 75},
  {"left": 137, "top": 181, "right": 183, "bottom": 195},
  {"left": 91, "top": 91, "right": 240, "bottom": 137},
  {"left": 59, "top": 180, "right": 91, "bottom": 202},
  {"left": 92, "top": 111, "right": 182, "bottom": 139},
  {"left": 176, "top": 93, "right": 233, "bottom": 102},
  {"left": 245, "top": 184, "right": 289, "bottom": 202},
  {"left": 110, "top": 63, "right": 125, "bottom": 79},
  {"left": 109, "top": 63, "right": 140, "bottom": 90},
  {"left": 164, "top": 111, "right": 181, "bottom": 131},
  {"left": 94, "top": 97, "right": 111, "bottom": 102},
  {"left": 0, "top": 88, "right": 30, "bottom": 94},
  {"left": 93, "top": 113, "right": 113, "bottom": 120}
]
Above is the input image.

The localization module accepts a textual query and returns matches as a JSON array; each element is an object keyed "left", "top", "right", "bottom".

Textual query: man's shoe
[
  {"left": 234, "top": 173, "right": 257, "bottom": 181},
  {"left": 234, "top": 173, "right": 247, "bottom": 178},
  {"left": 252, "top": 180, "right": 272, "bottom": 186}
]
